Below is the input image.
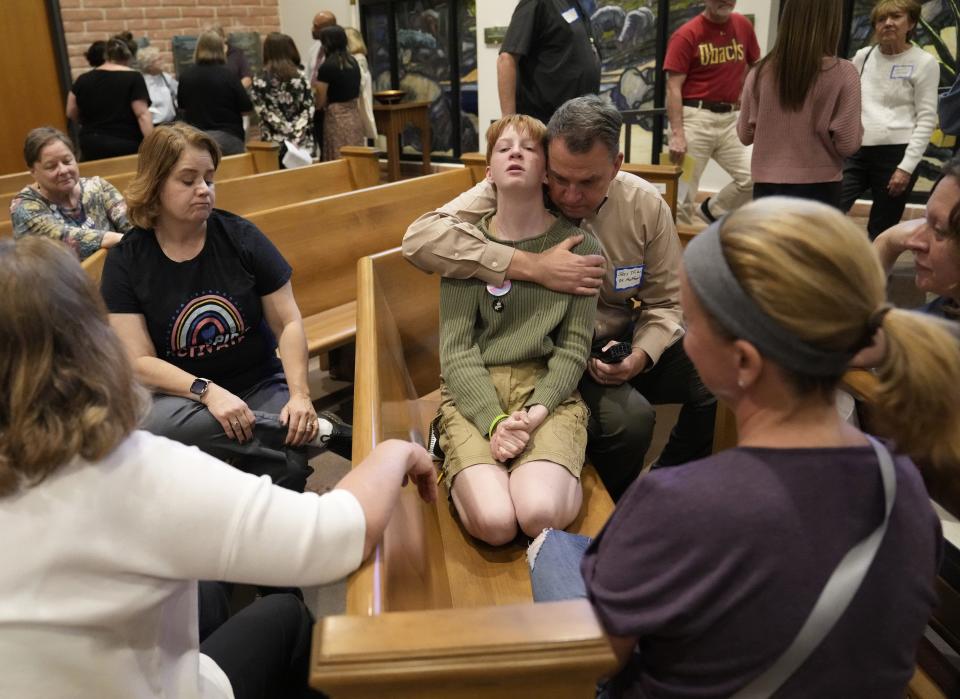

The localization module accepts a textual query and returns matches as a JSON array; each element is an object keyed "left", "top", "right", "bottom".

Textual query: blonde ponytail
[{"left": 874, "top": 310, "right": 960, "bottom": 470}]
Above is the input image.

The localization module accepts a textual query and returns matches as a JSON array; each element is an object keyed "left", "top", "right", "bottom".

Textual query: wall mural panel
[
  {"left": 590, "top": 1, "right": 700, "bottom": 162},
  {"left": 363, "top": 0, "right": 477, "bottom": 159}
]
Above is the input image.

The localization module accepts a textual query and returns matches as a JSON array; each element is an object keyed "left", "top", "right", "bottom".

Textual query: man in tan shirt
[{"left": 404, "top": 96, "right": 716, "bottom": 500}]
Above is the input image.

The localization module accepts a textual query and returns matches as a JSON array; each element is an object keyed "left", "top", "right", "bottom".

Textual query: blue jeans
[
  {"left": 529, "top": 530, "right": 621, "bottom": 698},
  {"left": 528, "top": 529, "right": 592, "bottom": 602}
]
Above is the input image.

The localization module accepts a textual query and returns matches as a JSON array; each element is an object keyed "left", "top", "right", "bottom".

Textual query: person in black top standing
[
  {"left": 315, "top": 25, "right": 364, "bottom": 161},
  {"left": 67, "top": 38, "right": 152, "bottom": 161},
  {"left": 178, "top": 32, "right": 253, "bottom": 156},
  {"left": 498, "top": 0, "right": 601, "bottom": 124}
]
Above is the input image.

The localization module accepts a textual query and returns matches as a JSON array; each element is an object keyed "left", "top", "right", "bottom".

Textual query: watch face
[{"left": 190, "top": 378, "right": 209, "bottom": 396}]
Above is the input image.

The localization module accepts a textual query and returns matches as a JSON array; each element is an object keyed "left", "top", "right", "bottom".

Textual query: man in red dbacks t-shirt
[{"left": 664, "top": 0, "right": 760, "bottom": 226}]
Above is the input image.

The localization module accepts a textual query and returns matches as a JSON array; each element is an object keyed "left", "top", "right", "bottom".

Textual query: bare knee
[
  {"left": 452, "top": 486, "right": 517, "bottom": 545},
  {"left": 514, "top": 491, "right": 579, "bottom": 539},
  {"left": 450, "top": 464, "right": 517, "bottom": 545},
  {"left": 466, "top": 504, "right": 518, "bottom": 545}
]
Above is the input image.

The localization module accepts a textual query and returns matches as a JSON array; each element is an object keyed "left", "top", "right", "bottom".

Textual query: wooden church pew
[
  {"left": 0, "top": 140, "right": 280, "bottom": 197},
  {"left": 80, "top": 247, "right": 106, "bottom": 283},
  {"left": 0, "top": 141, "right": 282, "bottom": 222},
  {"left": 246, "top": 168, "right": 478, "bottom": 359},
  {"left": 212, "top": 147, "right": 379, "bottom": 217},
  {"left": 310, "top": 247, "right": 618, "bottom": 697},
  {"left": 1, "top": 147, "right": 377, "bottom": 241}
]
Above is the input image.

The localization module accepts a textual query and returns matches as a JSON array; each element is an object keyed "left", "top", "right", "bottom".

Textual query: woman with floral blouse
[
  {"left": 10, "top": 127, "right": 130, "bottom": 261},
  {"left": 250, "top": 33, "right": 315, "bottom": 167}
]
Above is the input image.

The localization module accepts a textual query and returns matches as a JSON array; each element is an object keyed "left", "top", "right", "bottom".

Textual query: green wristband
[{"left": 488, "top": 413, "right": 510, "bottom": 438}]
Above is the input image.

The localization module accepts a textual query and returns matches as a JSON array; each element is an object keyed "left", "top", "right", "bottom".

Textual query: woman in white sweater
[
  {"left": 0, "top": 238, "right": 436, "bottom": 698},
  {"left": 840, "top": 0, "right": 939, "bottom": 238}
]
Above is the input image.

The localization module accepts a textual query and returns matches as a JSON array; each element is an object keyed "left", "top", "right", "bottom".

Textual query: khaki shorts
[{"left": 436, "top": 361, "right": 588, "bottom": 488}]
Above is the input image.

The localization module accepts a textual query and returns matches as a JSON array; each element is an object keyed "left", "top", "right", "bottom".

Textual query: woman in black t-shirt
[
  {"left": 178, "top": 31, "right": 253, "bottom": 156},
  {"left": 101, "top": 123, "right": 349, "bottom": 492},
  {"left": 67, "top": 38, "right": 152, "bottom": 161},
  {"left": 315, "top": 25, "right": 365, "bottom": 161}
]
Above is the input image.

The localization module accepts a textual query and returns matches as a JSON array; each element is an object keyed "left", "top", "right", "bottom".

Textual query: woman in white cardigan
[
  {"left": 0, "top": 238, "right": 436, "bottom": 699},
  {"left": 840, "top": 0, "right": 940, "bottom": 238}
]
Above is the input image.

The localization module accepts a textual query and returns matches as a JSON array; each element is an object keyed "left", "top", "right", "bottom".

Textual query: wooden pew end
[
  {"left": 311, "top": 599, "right": 618, "bottom": 699},
  {"left": 245, "top": 140, "right": 281, "bottom": 174}
]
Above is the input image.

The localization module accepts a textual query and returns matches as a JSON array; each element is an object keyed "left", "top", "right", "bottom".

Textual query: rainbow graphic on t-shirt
[{"left": 169, "top": 293, "right": 246, "bottom": 359}]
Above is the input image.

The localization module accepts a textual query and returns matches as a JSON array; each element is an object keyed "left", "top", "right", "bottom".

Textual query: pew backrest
[
  {"left": 0, "top": 140, "right": 279, "bottom": 209},
  {"left": 81, "top": 248, "right": 107, "bottom": 283},
  {"left": 0, "top": 153, "right": 139, "bottom": 194},
  {"left": 213, "top": 147, "right": 379, "bottom": 217},
  {"left": 246, "top": 169, "right": 476, "bottom": 323},
  {"left": 620, "top": 162, "right": 681, "bottom": 220}
]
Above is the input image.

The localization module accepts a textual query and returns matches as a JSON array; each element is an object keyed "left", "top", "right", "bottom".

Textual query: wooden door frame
[{"left": 45, "top": 0, "right": 76, "bottom": 143}]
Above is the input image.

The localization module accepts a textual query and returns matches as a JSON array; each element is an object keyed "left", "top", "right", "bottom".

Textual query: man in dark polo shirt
[
  {"left": 498, "top": 0, "right": 601, "bottom": 124},
  {"left": 664, "top": 0, "right": 759, "bottom": 226}
]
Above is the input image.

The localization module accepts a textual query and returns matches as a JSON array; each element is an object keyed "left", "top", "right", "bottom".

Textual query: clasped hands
[{"left": 489, "top": 404, "right": 548, "bottom": 463}]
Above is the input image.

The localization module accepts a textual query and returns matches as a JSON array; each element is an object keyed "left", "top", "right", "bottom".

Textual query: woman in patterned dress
[
  {"left": 10, "top": 127, "right": 130, "bottom": 261},
  {"left": 250, "top": 32, "right": 315, "bottom": 168}
]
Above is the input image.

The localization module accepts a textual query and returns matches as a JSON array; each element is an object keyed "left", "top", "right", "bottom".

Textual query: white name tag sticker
[
  {"left": 890, "top": 64, "right": 914, "bottom": 79},
  {"left": 614, "top": 265, "right": 644, "bottom": 291},
  {"left": 561, "top": 7, "right": 579, "bottom": 23}
]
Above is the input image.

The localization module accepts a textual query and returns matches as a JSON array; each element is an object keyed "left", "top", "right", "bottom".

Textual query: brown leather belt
[{"left": 682, "top": 99, "right": 737, "bottom": 113}]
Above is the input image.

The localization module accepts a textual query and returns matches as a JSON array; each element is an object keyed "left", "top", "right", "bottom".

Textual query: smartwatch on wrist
[{"left": 189, "top": 377, "right": 211, "bottom": 399}]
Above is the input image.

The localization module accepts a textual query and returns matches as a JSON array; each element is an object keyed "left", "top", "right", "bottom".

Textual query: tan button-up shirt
[{"left": 403, "top": 171, "right": 685, "bottom": 365}]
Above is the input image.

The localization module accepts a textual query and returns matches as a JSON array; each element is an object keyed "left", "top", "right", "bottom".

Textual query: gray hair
[
  {"left": 138, "top": 46, "right": 162, "bottom": 68},
  {"left": 23, "top": 127, "right": 75, "bottom": 169},
  {"left": 546, "top": 95, "right": 622, "bottom": 160}
]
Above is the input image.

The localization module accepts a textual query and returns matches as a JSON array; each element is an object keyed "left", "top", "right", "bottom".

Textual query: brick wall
[{"left": 60, "top": 0, "right": 281, "bottom": 79}]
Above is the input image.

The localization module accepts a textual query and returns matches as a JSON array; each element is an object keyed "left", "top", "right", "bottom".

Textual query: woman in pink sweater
[{"left": 738, "top": 0, "right": 862, "bottom": 209}]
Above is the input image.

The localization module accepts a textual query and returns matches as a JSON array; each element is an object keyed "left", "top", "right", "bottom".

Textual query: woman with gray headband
[{"left": 527, "top": 197, "right": 960, "bottom": 697}]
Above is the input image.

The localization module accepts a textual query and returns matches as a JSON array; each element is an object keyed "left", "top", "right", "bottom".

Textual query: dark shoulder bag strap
[{"left": 859, "top": 44, "right": 879, "bottom": 79}]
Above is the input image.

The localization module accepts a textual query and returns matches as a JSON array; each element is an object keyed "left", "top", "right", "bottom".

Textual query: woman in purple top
[
  {"left": 738, "top": 0, "right": 862, "bottom": 209},
  {"left": 529, "top": 197, "right": 960, "bottom": 697}
]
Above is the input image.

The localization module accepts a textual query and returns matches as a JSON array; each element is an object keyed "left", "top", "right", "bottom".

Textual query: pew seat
[{"left": 301, "top": 301, "right": 357, "bottom": 356}]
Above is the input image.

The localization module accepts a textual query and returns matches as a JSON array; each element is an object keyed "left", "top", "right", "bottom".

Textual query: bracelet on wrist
[{"left": 488, "top": 413, "right": 510, "bottom": 439}]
